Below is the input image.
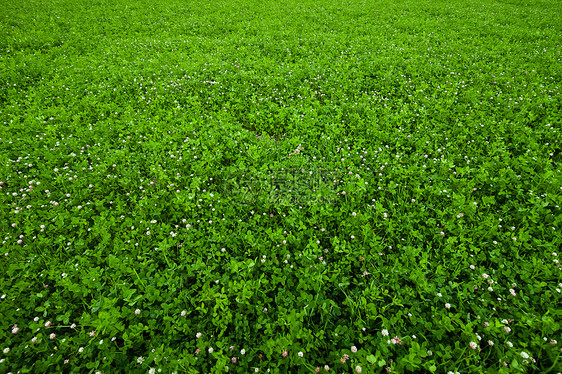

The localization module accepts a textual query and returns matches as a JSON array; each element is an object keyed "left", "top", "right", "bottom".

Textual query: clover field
[{"left": 1, "top": 0, "right": 561, "bottom": 373}]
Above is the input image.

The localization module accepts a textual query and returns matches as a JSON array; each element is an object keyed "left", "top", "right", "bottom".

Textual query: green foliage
[{"left": 0, "top": 0, "right": 561, "bottom": 372}]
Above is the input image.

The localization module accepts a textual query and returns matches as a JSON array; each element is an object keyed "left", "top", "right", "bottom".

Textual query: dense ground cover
[{"left": 1, "top": 0, "right": 561, "bottom": 372}]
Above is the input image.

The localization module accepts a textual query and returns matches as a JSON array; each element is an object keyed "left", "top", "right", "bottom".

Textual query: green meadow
[{"left": 1, "top": 0, "right": 561, "bottom": 372}]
